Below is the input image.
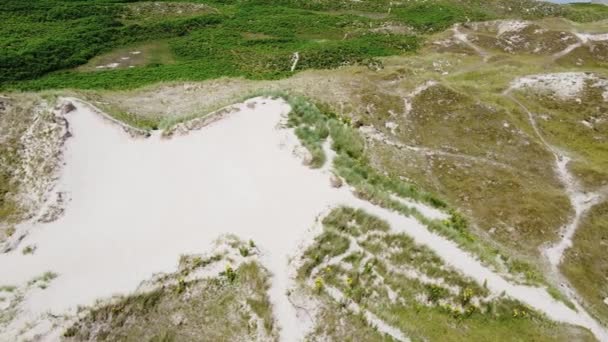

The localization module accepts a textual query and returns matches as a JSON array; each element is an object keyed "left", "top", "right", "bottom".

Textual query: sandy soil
[{"left": 0, "top": 98, "right": 606, "bottom": 341}]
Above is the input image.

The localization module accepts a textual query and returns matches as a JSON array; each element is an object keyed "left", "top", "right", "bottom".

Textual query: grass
[
  {"left": 0, "top": 92, "right": 67, "bottom": 240},
  {"left": 21, "top": 245, "right": 36, "bottom": 255},
  {"left": 0, "top": 1, "right": 223, "bottom": 84},
  {"left": 1, "top": 5, "right": 606, "bottom": 336},
  {"left": 27, "top": 271, "right": 58, "bottom": 290},
  {"left": 1, "top": 1, "right": 419, "bottom": 90},
  {"left": 272, "top": 91, "right": 560, "bottom": 288},
  {"left": 299, "top": 206, "right": 594, "bottom": 341},
  {"left": 76, "top": 40, "right": 175, "bottom": 72},
  {"left": 307, "top": 293, "right": 395, "bottom": 341},
  {"left": 513, "top": 86, "right": 608, "bottom": 190},
  {"left": 0, "top": 94, "right": 42, "bottom": 226},
  {"left": 94, "top": 83, "right": 563, "bottom": 299},
  {"left": 110, "top": 110, "right": 161, "bottom": 131},
  {"left": 565, "top": 3, "right": 608, "bottom": 23},
  {"left": 4, "top": 0, "right": 607, "bottom": 91},
  {"left": 562, "top": 201, "right": 608, "bottom": 326},
  {"left": 391, "top": 1, "right": 490, "bottom": 33},
  {"left": 64, "top": 259, "right": 276, "bottom": 341}
]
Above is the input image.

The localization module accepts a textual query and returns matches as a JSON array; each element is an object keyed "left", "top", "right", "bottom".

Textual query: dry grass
[
  {"left": 562, "top": 201, "right": 608, "bottom": 326},
  {"left": 64, "top": 257, "right": 277, "bottom": 341}
]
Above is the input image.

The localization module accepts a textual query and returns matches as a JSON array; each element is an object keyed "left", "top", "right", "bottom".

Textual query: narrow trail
[
  {"left": 359, "top": 125, "right": 521, "bottom": 173},
  {"left": 504, "top": 89, "right": 606, "bottom": 339},
  {"left": 504, "top": 90, "right": 603, "bottom": 268},
  {"left": 552, "top": 41, "right": 583, "bottom": 62},
  {"left": 552, "top": 32, "right": 608, "bottom": 62},
  {"left": 402, "top": 80, "right": 437, "bottom": 119},
  {"left": 290, "top": 52, "right": 300, "bottom": 72},
  {"left": 452, "top": 25, "right": 490, "bottom": 62}
]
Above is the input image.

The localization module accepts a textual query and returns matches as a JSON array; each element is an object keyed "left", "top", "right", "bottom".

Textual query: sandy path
[
  {"left": 0, "top": 98, "right": 606, "bottom": 341},
  {"left": 504, "top": 88, "right": 602, "bottom": 268},
  {"left": 504, "top": 87, "right": 606, "bottom": 340},
  {"left": 452, "top": 25, "right": 490, "bottom": 62}
]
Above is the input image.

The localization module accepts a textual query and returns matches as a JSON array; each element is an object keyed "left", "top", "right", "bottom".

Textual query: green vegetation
[
  {"left": 0, "top": 95, "right": 37, "bottom": 226},
  {"left": 563, "top": 201, "right": 608, "bottom": 326},
  {"left": 28, "top": 271, "right": 58, "bottom": 290},
  {"left": 513, "top": 86, "right": 608, "bottom": 190},
  {"left": 76, "top": 40, "right": 175, "bottom": 72},
  {"left": 21, "top": 245, "right": 36, "bottom": 255},
  {"left": 308, "top": 296, "right": 394, "bottom": 341},
  {"left": 0, "top": 1, "right": 222, "bottom": 84},
  {"left": 2, "top": 1, "right": 608, "bottom": 337},
  {"left": 391, "top": 2, "right": 489, "bottom": 32},
  {"left": 4, "top": 0, "right": 607, "bottom": 91},
  {"left": 2, "top": 0, "right": 419, "bottom": 90},
  {"left": 274, "top": 91, "right": 561, "bottom": 290},
  {"left": 565, "top": 3, "right": 608, "bottom": 22},
  {"left": 0, "top": 285, "right": 17, "bottom": 292},
  {"left": 299, "top": 207, "right": 594, "bottom": 341},
  {"left": 111, "top": 109, "right": 161, "bottom": 131}
]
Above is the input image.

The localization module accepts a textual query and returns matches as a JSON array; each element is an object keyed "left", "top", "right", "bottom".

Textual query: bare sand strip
[{"left": 0, "top": 98, "right": 606, "bottom": 341}]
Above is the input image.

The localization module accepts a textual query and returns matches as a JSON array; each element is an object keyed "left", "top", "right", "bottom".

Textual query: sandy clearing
[
  {"left": 0, "top": 97, "right": 347, "bottom": 340},
  {"left": 509, "top": 72, "right": 607, "bottom": 100},
  {"left": 576, "top": 32, "right": 608, "bottom": 43},
  {"left": 497, "top": 20, "right": 530, "bottom": 36},
  {"left": 0, "top": 97, "right": 606, "bottom": 341}
]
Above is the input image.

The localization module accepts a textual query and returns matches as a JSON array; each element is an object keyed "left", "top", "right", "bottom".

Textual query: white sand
[
  {"left": 575, "top": 32, "right": 608, "bottom": 43},
  {"left": 0, "top": 97, "right": 606, "bottom": 341},
  {"left": 544, "top": 155, "right": 602, "bottom": 268},
  {"left": 510, "top": 72, "right": 608, "bottom": 100},
  {"left": 497, "top": 20, "right": 530, "bottom": 36}
]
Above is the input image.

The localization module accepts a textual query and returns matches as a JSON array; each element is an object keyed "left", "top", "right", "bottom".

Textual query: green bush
[
  {"left": 391, "top": 2, "right": 489, "bottom": 32},
  {"left": 565, "top": 3, "right": 608, "bottom": 22}
]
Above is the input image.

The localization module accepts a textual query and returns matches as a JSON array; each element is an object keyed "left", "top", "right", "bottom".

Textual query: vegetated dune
[{"left": 0, "top": 97, "right": 605, "bottom": 341}]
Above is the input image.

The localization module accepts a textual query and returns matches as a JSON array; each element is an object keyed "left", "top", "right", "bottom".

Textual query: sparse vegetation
[
  {"left": 64, "top": 259, "right": 276, "bottom": 341},
  {"left": 21, "top": 245, "right": 36, "bottom": 255},
  {"left": 0, "top": 285, "right": 16, "bottom": 292},
  {"left": 299, "top": 206, "right": 594, "bottom": 341},
  {"left": 27, "top": 271, "right": 58, "bottom": 290},
  {"left": 275, "top": 91, "right": 558, "bottom": 292},
  {"left": 565, "top": 3, "right": 608, "bottom": 22},
  {"left": 563, "top": 201, "right": 608, "bottom": 325}
]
